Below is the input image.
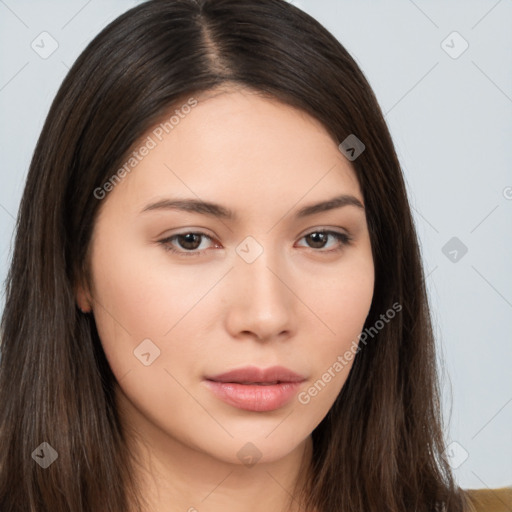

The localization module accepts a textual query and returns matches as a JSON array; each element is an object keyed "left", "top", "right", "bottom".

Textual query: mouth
[
  {"left": 204, "top": 365, "right": 305, "bottom": 412},
  {"left": 229, "top": 381, "right": 282, "bottom": 385}
]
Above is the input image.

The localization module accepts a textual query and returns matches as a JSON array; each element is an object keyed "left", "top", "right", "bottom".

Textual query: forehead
[{"left": 100, "top": 87, "right": 363, "bottom": 219}]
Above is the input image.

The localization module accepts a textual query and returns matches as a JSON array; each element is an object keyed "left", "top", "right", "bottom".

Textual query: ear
[{"left": 75, "top": 278, "right": 93, "bottom": 313}]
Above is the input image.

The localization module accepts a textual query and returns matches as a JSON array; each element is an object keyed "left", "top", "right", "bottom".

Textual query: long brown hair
[{"left": 0, "top": 0, "right": 470, "bottom": 510}]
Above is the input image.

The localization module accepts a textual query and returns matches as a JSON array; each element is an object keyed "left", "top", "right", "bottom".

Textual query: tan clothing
[{"left": 465, "top": 486, "right": 512, "bottom": 512}]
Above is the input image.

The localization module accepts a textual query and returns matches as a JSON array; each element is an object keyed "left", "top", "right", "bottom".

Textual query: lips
[
  {"left": 206, "top": 366, "right": 305, "bottom": 384},
  {"left": 204, "top": 365, "right": 305, "bottom": 412}
]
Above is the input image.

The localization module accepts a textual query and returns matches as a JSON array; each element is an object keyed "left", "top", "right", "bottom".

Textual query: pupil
[
  {"left": 177, "top": 233, "right": 329, "bottom": 251},
  {"left": 179, "top": 233, "right": 201, "bottom": 250},
  {"left": 308, "top": 232, "right": 327, "bottom": 248}
]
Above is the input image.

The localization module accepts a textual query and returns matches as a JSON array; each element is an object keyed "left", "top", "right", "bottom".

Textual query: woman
[{"left": 0, "top": 0, "right": 504, "bottom": 510}]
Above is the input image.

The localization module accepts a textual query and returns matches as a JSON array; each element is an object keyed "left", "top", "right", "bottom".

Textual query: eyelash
[{"left": 159, "top": 230, "right": 353, "bottom": 257}]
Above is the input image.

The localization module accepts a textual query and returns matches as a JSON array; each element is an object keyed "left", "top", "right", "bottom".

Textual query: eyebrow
[{"left": 140, "top": 194, "right": 364, "bottom": 220}]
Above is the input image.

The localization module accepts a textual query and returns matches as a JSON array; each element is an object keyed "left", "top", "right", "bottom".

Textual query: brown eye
[
  {"left": 159, "top": 231, "right": 219, "bottom": 257},
  {"left": 175, "top": 233, "right": 203, "bottom": 250},
  {"left": 297, "top": 230, "right": 352, "bottom": 252},
  {"left": 305, "top": 232, "right": 329, "bottom": 249}
]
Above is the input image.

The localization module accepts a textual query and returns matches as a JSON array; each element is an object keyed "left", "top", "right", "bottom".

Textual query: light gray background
[{"left": 0, "top": 0, "right": 511, "bottom": 490}]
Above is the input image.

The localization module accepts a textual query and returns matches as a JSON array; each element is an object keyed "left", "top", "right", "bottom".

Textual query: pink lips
[{"left": 204, "top": 366, "right": 305, "bottom": 412}]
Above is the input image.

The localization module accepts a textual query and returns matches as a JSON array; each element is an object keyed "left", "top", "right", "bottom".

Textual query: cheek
[
  {"left": 88, "top": 234, "right": 222, "bottom": 383},
  {"left": 296, "top": 253, "right": 374, "bottom": 410},
  {"left": 308, "top": 250, "right": 374, "bottom": 345}
]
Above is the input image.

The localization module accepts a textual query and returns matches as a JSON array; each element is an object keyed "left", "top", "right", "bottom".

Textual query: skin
[{"left": 77, "top": 85, "right": 375, "bottom": 512}]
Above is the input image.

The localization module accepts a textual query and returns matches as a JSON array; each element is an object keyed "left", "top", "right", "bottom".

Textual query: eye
[
  {"left": 296, "top": 230, "right": 353, "bottom": 252},
  {"left": 159, "top": 229, "right": 353, "bottom": 257},
  {"left": 160, "top": 232, "right": 219, "bottom": 256}
]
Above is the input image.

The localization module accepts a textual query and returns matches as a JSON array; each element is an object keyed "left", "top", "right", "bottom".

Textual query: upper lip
[{"left": 205, "top": 365, "right": 305, "bottom": 384}]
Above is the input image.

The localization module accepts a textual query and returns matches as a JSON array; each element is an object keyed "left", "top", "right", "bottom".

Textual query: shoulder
[{"left": 463, "top": 486, "right": 512, "bottom": 512}]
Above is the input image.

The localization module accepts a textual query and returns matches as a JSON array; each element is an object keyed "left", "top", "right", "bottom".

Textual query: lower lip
[{"left": 204, "top": 380, "right": 302, "bottom": 412}]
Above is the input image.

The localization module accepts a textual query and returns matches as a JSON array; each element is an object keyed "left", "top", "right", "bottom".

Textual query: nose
[{"left": 224, "top": 248, "right": 295, "bottom": 343}]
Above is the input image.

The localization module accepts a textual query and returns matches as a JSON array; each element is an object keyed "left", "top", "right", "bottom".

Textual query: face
[{"left": 79, "top": 87, "right": 374, "bottom": 467}]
